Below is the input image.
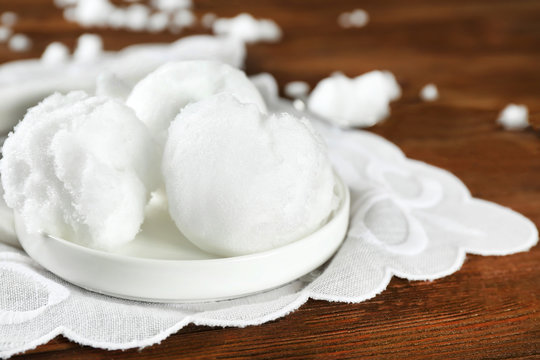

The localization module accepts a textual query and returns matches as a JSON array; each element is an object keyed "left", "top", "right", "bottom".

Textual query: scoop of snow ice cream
[
  {"left": 163, "top": 93, "right": 337, "bottom": 257},
  {"left": 0, "top": 91, "right": 159, "bottom": 249},
  {"left": 126, "top": 60, "right": 267, "bottom": 146},
  {"left": 307, "top": 71, "right": 401, "bottom": 128}
]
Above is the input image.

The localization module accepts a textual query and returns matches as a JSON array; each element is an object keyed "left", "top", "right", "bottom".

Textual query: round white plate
[{"left": 15, "top": 174, "right": 350, "bottom": 303}]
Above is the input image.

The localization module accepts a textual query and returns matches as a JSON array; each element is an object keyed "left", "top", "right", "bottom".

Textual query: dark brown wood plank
[{"left": 1, "top": 0, "right": 538, "bottom": 359}]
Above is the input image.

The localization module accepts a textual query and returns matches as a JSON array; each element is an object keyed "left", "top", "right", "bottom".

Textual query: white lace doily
[{"left": 0, "top": 99, "right": 537, "bottom": 358}]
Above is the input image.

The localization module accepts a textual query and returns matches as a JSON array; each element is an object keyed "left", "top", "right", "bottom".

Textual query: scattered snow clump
[
  {"left": 307, "top": 71, "right": 401, "bottom": 128},
  {"left": 8, "top": 34, "right": 32, "bottom": 52},
  {"left": 420, "top": 83, "right": 439, "bottom": 102},
  {"left": 73, "top": 34, "right": 103, "bottom": 62},
  {"left": 1, "top": 12, "right": 18, "bottom": 26},
  {"left": 41, "top": 42, "right": 70, "bottom": 64},
  {"left": 285, "top": 81, "right": 310, "bottom": 98},
  {"left": 0, "top": 26, "right": 12, "bottom": 42},
  {"left": 497, "top": 104, "right": 529, "bottom": 131},
  {"left": 213, "top": 13, "right": 282, "bottom": 44},
  {"left": 338, "top": 9, "right": 369, "bottom": 28}
]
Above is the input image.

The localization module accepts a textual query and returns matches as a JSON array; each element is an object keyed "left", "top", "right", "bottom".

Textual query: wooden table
[{"left": 2, "top": 0, "right": 539, "bottom": 358}]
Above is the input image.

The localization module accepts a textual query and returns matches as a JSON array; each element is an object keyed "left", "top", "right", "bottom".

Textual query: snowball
[
  {"left": 125, "top": 4, "right": 150, "bottom": 31},
  {"left": 284, "top": 81, "right": 310, "bottom": 98},
  {"left": 73, "top": 34, "right": 103, "bottom": 62},
  {"left": 95, "top": 72, "right": 131, "bottom": 100},
  {"left": 147, "top": 11, "right": 170, "bottom": 32},
  {"left": 497, "top": 104, "right": 529, "bottom": 131},
  {"left": 1, "top": 12, "right": 17, "bottom": 26},
  {"left": 126, "top": 60, "right": 267, "bottom": 146},
  {"left": 8, "top": 34, "right": 32, "bottom": 52},
  {"left": 212, "top": 13, "right": 282, "bottom": 44},
  {"left": 163, "top": 93, "right": 336, "bottom": 256},
  {"left": 0, "top": 91, "right": 159, "bottom": 249},
  {"left": 338, "top": 9, "right": 369, "bottom": 28},
  {"left": 201, "top": 12, "right": 216, "bottom": 28},
  {"left": 419, "top": 83, "right": 439, "bottom": 102},
  {"left": 307, "top": 71, "right": 401, "bottom": 128},
  {"left": 0, "top": 26, "right": 12, "bottom": 42},
  {"left": 41, "top": 42, "right": 70, "bottom": 64}
]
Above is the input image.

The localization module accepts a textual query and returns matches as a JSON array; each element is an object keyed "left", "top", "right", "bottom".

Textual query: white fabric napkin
[{"left": 0, "top": 101, "right": 537, "bottom": 359}]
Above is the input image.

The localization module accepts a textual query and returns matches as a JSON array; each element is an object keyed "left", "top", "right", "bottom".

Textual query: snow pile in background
[{"left": 55, "top": 0, "right": 195, "bottom": 33}]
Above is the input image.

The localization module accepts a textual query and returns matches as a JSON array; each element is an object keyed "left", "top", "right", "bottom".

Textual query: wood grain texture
[{"left": 1, "top": 0, "right": 539, "bottom": 358}]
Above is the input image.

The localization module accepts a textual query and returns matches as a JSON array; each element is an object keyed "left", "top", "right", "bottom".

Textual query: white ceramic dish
[{"left": 15, "top": 174, "right": 350, "bottom": 303}]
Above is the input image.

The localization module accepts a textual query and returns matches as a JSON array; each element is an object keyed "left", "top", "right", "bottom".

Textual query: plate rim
[{"left": 15, "top": 172, "right": 350, "bottom": 302}]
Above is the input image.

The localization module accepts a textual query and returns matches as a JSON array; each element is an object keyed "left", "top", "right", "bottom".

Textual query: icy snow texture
[
  {"left": 163, "top": 94, "right": 336, "bottom": 257},
  {"left": 126, "top": 60, "right": 267, "bottom": 146},
  {"left": 213, "top": 13, "right": 282, "bottom": 44},
  {"left": 8, "top": 34, "right": 31, "bottom": 52},
  {"left": 420, "top": 83, "right": 439, "bottom": 102},
  {"left": 0, "top": 91, "right": 159, "bottom": 249},
  {"left": 497, "top": 104, "right": 529, "bottom": 131},
  {"left": 41, "top": 42, "right": 70, "bottom": 64},
  {"left": 307, "top": 71, "right": 401, "bottom": 128}
]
